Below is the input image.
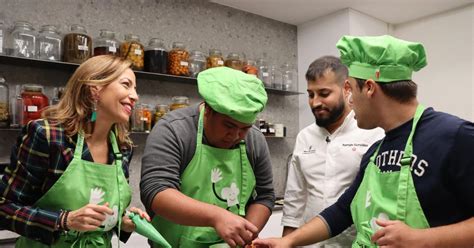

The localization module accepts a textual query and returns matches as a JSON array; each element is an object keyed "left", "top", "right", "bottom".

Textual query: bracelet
[{"left": 62, "top": 210, "right": 70, "bottom": 231}]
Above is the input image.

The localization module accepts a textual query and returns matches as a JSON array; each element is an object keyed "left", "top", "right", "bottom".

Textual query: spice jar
[
  {"left": 206, "top": 49, "right": 224, "bottom": 69},
  {"left": 63, "top": 24, "right": 92, "bottom": 64},
  {"left": 120, "top": 34, "right": 144, "bottom": 70},
  {"left": 36, "top": 25, "right": 62, "bottom": 61},
  {"left": 144, "top": 38, "right": 168, "bottom": 74},
  {"left": 93, "top": 29, "right": 120, "bottom": 56},
  {"left": 131, "top": 103, "right": 152, "bottom": 132},
  {"left": 153, "top": 104, "right": 169, "bottom": 127},
  {"left": 224, "top": 52, "right": 243, "bottom": 71},
  {"left": 270, "top": 65, "right": 283, "bottom": 89},
  {"left": 0, "top": 74, "right": 9, "bottom": 128},
  {"left": 257, "top": 58, "right": 271, "bottom": 88},
  {"left": 21, "top": 84, "right": 49, "bottom": 126},
  {"left": 168, "top": 42, "right": 189, "bottom": 76},
  {"left": 281, "top": 63, "right": 297, "bottom": 91},
  {"left": 169, "top": 96, "right": 189, "bottom": 111},
  {"left": 11, "top": 21, "right": 36, "bottom": 58},
  {"left": 188, "top": 50, "right": 206, "bottom": 78},
  {"left": 242, "top": 59, "right": 258, "bottom": 76}
]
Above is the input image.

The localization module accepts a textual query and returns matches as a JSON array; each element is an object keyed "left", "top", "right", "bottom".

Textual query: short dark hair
[
  {"left": 305, "top": 56, "right": 348, "bottom": 85},
  {"left": 354, "top": 78, "right": 417, "bottom": 103}
]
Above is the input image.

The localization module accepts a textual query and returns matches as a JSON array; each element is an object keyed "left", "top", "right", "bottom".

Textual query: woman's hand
[
  {"left": 121, "top": 207, "right": 151, "bottom": 233},
  {"left": 67, "top": 203, "right": 114, "bottom": 232}
]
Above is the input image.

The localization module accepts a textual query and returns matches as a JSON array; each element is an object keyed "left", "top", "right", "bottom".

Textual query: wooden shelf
[{"left": 0, "top": 55, "right": 302, "bottom": 95}]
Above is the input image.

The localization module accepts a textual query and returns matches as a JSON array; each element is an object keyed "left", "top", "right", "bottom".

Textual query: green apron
[
  {"left": 152, "top": 108, "right": 257, "bottom": 248},
  {"left": 350, "top": 105, "right": 430, "bottom": 247},
  {"left": 16, "top": 131, "right": 132, "bottom": 248}
]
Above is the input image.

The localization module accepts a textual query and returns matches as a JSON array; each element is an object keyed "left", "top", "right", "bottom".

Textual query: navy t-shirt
[{"left": 320, "top": 107, "right": 474, "bottom": 236}]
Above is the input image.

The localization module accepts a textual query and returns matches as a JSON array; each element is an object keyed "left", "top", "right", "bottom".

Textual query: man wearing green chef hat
[
  {"left": 254, "top": 35, "right": 474, "bottom": 247},
  {"left": 141, "top": 66, "right": 275, "bottom": 247}
]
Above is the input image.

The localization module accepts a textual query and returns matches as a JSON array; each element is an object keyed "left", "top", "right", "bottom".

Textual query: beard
[{"left": 313, "top": 96, "right": 345, "bottom": 128}]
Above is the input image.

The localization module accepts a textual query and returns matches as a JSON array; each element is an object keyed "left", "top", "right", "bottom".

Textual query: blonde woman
[{"left": 0, "top": 55, "right": 149, "bottom": 247}]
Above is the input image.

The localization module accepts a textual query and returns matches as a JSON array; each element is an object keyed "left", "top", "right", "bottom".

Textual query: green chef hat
[
  {"left": 198, "top": 67, "right": 268, "bottom": 124},
  {"left": 336, "top": 35, "right": 427, "bottom": 83}
]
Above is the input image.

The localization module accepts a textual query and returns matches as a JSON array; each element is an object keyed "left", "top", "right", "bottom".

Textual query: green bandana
[
  {"left": 197, "top": 67, "right": 267, "bottom": 124},
  {"left": 336, "top": 35, "right": 427, "bottom": 83}
]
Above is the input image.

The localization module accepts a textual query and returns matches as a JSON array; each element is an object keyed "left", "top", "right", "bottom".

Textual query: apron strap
[
  {"left": 197, "top": 107, "right": 205, "bottom": 146},
  {"left": 396, "top": 104, "right": 425, "bottom": 221},
  {"left": 109, "top": 128, "right": 123, "bottom": 246},
  {"left": 238, "top": 141, "right": 248, "bottom": 216},
  {"left": 74, "top": 132, "right": 85, "bottom": 159}
]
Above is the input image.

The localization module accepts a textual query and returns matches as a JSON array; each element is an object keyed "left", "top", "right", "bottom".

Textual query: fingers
[
  {"left": 88, "top": 203, "right": 114, "bottom": 215},
  {"left": 128, "top": 207, "right": 151, "bottom": 222},
  {"left": 245, "top": 221, "right": 259, "bottom": 234},
  {"left": 371, "top": 228, "right": 385, "bottom": 242}
]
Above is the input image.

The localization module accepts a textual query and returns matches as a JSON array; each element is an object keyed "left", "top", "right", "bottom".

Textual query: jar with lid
[
  {"left": 153, "top": 104, "right": 169, "bottom": 127},
  {"left": 120, "top": 34, "right": 144, "bottom": 70},
  {"left": 93, "top": 29, "right": 120, "bottom": 56},
  {"left": 270, "top": 65, "right": 283, "bottom": 90},
  {"left": 257, "top": 58, "right": 271, "bottom": 88},
  {"left": 206, "top": 49, "right": 224, "bottom": 69},
  {"left": 63, "top": 24, "right": 92, "bottom": 64},
  {"left": 0, "top": 74, "right": 9, "bottom": 127},
  {"left": 169, "top": 96, "right": 189, "bottom": 111},
  {"left": 242, "top": 59, "right": 258, "bottom": 76},
  {"left": 168, "top": 42, "right": 189, "bottom": 76},
  {"left": 36, "top": 25, "right": 62, "bottom": 61},
  {"left": 21, "top": 84, "right": 49, "bottom": 126},
  {"left": 188, "top": 50, "right": 206, "bottom": 78},
  {"left": 281, "top": 63, "right": 297, "bottom": 91},
  {"left": 144, "top": 38, "right": 168, "bottom": 74},
  {"left": 224, "top": 52, "right": 243, "bottom": 71},
  {"left": 131, "top": 103, "right": 152, "bottom": 132},
  {"left": 10, "top": 21, "right": 36, "bottom": 58},
  {"left": 0, "top": 20, "right": 5, "bottom": 55}
]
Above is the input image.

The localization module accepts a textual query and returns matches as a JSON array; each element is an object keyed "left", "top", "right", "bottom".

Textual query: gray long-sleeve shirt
[{"left": 140, "top": 104, "right": 275, "bottom": 214}]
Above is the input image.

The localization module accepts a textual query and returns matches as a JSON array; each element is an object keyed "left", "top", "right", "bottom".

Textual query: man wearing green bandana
[
  {"left": 141, "top": 66, "right": 275, "bottom": 247},
  {"left": 254, "top": 35, "right": 474, "bottom": 247}
]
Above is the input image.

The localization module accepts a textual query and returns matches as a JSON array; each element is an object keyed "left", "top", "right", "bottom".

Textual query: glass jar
[
  {"left": 257, "top": 58, "right": 271, "bottom": 88},
  {"left": 242, "top": 59, "right": 258, "bottom": 76},
  {"left": 120, "top": 34, "right": 144, "bottom": 70},
  {"left": 206, "top": 48, "right": 224, "bottom": 69},
  {"left": 63, "top": 24, "right": 92, "bottom": 64},
  {"left": 0, "top": 20, "right": 5, "bottom": 55},
  {"left": 11, "top": 21, "right": 36, "bottom": 58},
  {"left": 36, "top": 25, "right": 62, "bottom": 61},
  {"left": 224, "top": 52, "right": 243, "bottom": 71},
  {"left": 21, "top": 84, "right": 49, "bottom": 126},
  {"left": 168, "top": 42, "right": 189, "bottom": 76},
  {"left": 169, "top": 96, "right": 189, "bottom": 111},
  {"left": 270, "top": 65, "right": 283, "bottom": 90},
  {"left": 188, "top": 50, "right": 206, "bottom": 78},
  {"left": 10, "top": 84, "right": 22, "bottom": 128},
  {"left": 281, "top": 63, "right": 297, "bottom": 91},
  {"left": 131, "top": 103, "right": 152, "bottom": 132},
  {"left": 0, "top": 74, "right": 9, "bottom": 128},
  {"left": 153, "top": 104, "right": 169, "bottom": 127},
  {"left": 93, "top": 29, "right": 120, "bottom": 56},
  {"left": 144, "top": 38, "right": 168, "bottom": 74}
]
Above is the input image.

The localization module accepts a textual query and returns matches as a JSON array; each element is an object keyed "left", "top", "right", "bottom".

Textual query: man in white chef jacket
[{"left": 281, "top": 56, "right": 383, "bottom": 247}]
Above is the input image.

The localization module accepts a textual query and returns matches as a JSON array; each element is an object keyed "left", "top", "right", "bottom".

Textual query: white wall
[
  {"left": 297, "top": 9, "right": 388, "bottom": 129},
  {"left": 297, "top": 9, "right": 350, "bottom": 129},
  {"left": 392, "top": 4, "right": 474, "bottom": 120}
]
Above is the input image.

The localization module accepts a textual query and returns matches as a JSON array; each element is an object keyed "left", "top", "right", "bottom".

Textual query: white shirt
[{"left": 281, "top": 111, "right": 384, "bottom": 247}]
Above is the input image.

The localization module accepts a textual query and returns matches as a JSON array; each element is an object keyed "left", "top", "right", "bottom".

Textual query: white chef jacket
[{"left": 281, "top": 111, "right": 384, "bottom": 247}]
